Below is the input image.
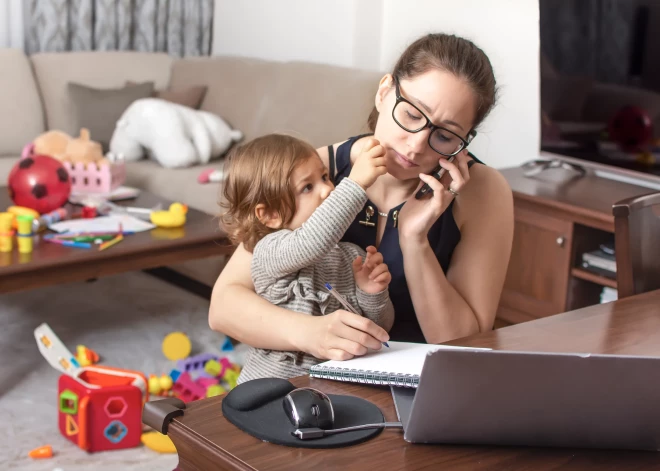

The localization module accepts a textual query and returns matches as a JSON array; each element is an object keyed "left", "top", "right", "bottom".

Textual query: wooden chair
[{"left": 612, "top": 191, "right": 660, "bottom": 298}]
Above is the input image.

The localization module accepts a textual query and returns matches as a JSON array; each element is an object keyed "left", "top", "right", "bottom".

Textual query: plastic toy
[
  {"left": 162, "top": 332, "right": 192, "bottom": 361},
  {"left": 141, "top": 431, "right": 177, "bottom": 453},
  {"left": 28, "top": 444, "right": 53, "bottom": 459},
  {"left": 7, "top": 154, "right": 71, "bottom": 214},
  {"left": 150, "top": 202, "right": 188, "bottom": 228},
  {"left": 176, "top": 353, "right": 218, "bottom": 374},
  {"left": 16, "top": 214, "right": 34, "bottom": 254},
  {"left": 75, "top": 344, "right": 99, "bottom": 367},
  {"left": 197, "top": 168, "right": 224, "bottom": 184},
  {"left": 0, "top": 212, "right": 13, "bottom": 252},
  {"left": 34, "top": 323, "right": 148, "bottom": 453},
  {"left": 220, "top": 336, "right": 234, "bottom": 351},
  {"left": 171, "top": 372, "right": 206, "bottom": 403},
  {"left": 206, "top": 384, "right": 225, "bottom": 397}
]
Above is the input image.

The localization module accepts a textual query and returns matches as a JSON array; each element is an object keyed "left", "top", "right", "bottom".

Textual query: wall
[{"left": 213, "top": 0, "right": 541, "bottom": 168}]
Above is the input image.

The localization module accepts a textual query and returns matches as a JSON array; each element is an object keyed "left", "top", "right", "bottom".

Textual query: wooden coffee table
[{"left": 0, "top": 188, "right": 233, "bottom": 294}]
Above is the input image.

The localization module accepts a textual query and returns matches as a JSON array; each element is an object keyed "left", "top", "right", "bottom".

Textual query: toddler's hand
[
  {"left": 348, "top": 138, "right": 387, "bottom": 189},
  {"left": 352, "top": 246, "right": 391, "bottom": 294}
]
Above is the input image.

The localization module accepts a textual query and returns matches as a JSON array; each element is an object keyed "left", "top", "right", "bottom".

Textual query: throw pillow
[
  {"left": 126, "top": 81, "right": 208, "bottom": 109},
  {"left": 67, "top": 81, "right": 155, "bottom": 152}
]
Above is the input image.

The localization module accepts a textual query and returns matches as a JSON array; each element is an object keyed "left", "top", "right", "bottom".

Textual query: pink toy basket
[{"left": 22, "top": 142, "right": 126, "bottom": 195}]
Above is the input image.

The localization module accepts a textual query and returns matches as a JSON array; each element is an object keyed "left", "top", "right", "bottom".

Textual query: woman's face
[{"left": 373, "top": 69, "right": 477, "bottom": 181}]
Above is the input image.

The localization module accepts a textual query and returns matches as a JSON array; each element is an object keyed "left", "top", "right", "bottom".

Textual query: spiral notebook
[{"left": 309, "top": 341, "right": 489, "bottom": 388}]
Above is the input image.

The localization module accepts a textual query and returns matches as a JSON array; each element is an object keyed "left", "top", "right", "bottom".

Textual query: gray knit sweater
[{"left": 238, "top": 178, "right": 395, "bottom": 383}]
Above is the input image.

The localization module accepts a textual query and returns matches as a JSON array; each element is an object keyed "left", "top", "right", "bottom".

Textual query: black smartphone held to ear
[{"left": 414, "top": 156, "right": 455, "bottom": 199}]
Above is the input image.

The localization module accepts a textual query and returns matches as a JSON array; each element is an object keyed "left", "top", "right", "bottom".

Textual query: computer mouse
[{"left": 283, "top": 387, "right": 335, "bottom": 429}]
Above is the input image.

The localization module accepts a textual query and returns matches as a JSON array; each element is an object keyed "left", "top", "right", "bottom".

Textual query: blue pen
[
  {"left": 45, "top": 238, "right": 92, "bottom": 249},
  {"left": 324, "top": 282, "right": 390, "bottom": 348}
]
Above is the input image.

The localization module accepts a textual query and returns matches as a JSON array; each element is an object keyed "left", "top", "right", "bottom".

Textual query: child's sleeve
[
  {"left": 355, "top": 288, "right": 395, "bottom": 332},
  {"left": 253, "top": 178, "right": 367, "bottom": 279}
]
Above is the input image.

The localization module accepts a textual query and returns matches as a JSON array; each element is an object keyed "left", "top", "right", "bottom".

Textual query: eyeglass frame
[{"left": 391, "top": 77, "right": 477, "bottom": 157}]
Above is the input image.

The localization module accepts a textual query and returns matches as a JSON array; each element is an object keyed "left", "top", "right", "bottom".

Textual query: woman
[{"left": 209, "top": 33, "right": 514, "bottom": 361}]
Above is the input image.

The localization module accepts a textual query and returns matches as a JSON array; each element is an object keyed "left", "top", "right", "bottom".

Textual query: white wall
[
  {"left": 213, "top": 0, "right": 540, "bottom": 168},
  {"left": 0, "top": 0, "right": 24, "bottom": 49}
]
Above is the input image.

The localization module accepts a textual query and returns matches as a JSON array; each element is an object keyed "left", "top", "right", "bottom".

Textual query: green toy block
[
  {"left": 206, "top": 384, "right": 226, "bottom": 397},
  {"left": 223, "top": 368, "right": 239, "bottom": 389},
  {"left": 204, "top": 359, "right": 221, "bottom": 377},
  {"left": 59, "top": 389, "right": 78, "bottom": 414}
]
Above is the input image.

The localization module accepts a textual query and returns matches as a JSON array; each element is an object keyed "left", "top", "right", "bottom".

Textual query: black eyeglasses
[{"left": 392, "top": 78, "right": 476, "bottom": 156}]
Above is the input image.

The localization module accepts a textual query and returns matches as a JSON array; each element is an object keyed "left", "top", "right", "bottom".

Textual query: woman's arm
[
  {"left": 209, "top": 243, "right": 391, "bottom": 358},
  {"left": 400, "top": 165, "right": 514, "bottom": 343}
]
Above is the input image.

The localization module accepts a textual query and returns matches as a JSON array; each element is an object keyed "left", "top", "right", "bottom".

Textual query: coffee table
[{"left": 0, "top": 188, "right": 233, "bottom": 294}]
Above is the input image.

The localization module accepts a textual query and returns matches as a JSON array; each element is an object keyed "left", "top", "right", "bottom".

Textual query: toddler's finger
[
  {"left": 368, "top": 263, "right": 389, "bottom": 280},
  {"left": 352, "top": 255, "right": 363, "bottom": 273},
  {"left": 373, "top": 272, "right": 392, "bottom": 284}
]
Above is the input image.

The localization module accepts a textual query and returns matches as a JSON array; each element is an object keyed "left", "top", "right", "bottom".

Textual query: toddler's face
[{"left": 287, "top": 155, "right": 335, "bottom": 230}]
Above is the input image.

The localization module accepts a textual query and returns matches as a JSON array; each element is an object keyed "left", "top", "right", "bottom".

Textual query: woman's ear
[
  {"left": 375, "top": 74, "right": 394, "bottom": 113},
  {"left": 255, "top": 204, "right": 282, "bottom": 229}
]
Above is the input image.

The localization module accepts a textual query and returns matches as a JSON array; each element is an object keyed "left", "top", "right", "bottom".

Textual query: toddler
[{"left": 221, "top": 134, "right": 395, "bottom": 383}]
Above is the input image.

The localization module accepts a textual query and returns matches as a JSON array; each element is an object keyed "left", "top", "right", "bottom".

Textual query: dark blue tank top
[{"left": 329, "top": 135, "right": 481, "bottom": 343}]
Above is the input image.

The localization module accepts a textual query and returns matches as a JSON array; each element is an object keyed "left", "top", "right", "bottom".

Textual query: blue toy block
[{"left": 221, "top": 337, "right": 234, "bottom": 352}]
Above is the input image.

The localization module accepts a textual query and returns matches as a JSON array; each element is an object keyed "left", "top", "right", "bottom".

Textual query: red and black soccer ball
[
  {"left": 608, "top": 105, "right": 654, "bottom": 153},
  {"left": 7, "top": 155, "right": 71, "bottom": 214}
]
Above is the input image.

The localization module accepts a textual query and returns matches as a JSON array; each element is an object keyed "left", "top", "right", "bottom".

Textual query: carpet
[{"left": 0, "top": 271, "right": 247, "bottom": 471}]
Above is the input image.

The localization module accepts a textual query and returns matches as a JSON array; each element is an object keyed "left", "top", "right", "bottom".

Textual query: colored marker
[
  {"left": 45, "top": 238, "right": 92, "bottom": 249},
  {"left": 324, "top": 282, "right": 389, "bottom": 348},
  {"left": 99, "top": 234, "right": 124, "bottom": 251}
]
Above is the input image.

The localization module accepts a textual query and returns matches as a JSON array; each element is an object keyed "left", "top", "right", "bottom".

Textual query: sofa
[{"left": 0, "top": 48, "right": 383, "bottom": 284}]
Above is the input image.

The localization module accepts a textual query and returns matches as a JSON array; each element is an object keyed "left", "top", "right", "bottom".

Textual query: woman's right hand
[{"left": 300, "top": 309, "right": 390, "bottom": 361}]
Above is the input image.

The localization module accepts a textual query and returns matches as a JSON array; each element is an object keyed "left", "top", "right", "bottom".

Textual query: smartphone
[{"left": 414, "top": 156, "right": 456, "bottom": 199}]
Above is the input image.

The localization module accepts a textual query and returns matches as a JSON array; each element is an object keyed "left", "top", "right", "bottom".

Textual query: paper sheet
[{"left": 48, "top": 214, "right": 156, "bottom": 233}]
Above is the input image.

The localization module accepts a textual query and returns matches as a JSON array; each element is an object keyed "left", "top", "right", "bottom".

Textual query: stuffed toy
[
  {"left": 109, "top": 98, "right": 243, "bottom": 168},
  {"left": 31, "top": 128, "right": 106, "bottom": 166}
]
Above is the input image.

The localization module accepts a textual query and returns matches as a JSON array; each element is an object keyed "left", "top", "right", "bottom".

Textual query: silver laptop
[{"left": 391, "top": 348, "right": 660, "bottom": 450}]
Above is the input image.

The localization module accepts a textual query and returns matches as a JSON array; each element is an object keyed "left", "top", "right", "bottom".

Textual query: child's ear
[{"left": 255, "top": 204, "right": 282, "bottom": 229}]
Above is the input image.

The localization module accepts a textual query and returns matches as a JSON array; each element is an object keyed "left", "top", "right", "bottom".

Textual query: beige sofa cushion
[
  {"left": 0, "top": 155, "right": 20, "bottom": 184},
  {"left": 170, "top": 56, "right": 281, "bottom": 142},
  {"left": 30, "top": 51, "right": 172, "bottom": 136},
  {"left": 0, "top": 49, "right": 45, "bottom": 156},
  {"left": 257, "top": 61, "right": 382, "bottom": 148},
  {"left": 125, "top": 160, "right": 226, "bottom": 216}
]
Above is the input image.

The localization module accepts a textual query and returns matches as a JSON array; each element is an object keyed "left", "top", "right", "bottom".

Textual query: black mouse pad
[{"left": 221, "top": 378, "right": 384, "bottom": 448}]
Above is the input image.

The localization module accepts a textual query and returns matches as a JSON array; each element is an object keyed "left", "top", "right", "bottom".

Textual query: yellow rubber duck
[{"left": 150, "top": 202, "right": 188, "bottom": 228}]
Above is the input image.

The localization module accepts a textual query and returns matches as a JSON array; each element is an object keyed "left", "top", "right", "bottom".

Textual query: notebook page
[{"left": 312, "top": 341, "right": 488, "bottom": 376}]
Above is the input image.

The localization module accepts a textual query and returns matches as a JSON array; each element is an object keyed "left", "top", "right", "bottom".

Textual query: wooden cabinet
[{"left": 497, "top": 166, "right": 650, "bottom": 326}]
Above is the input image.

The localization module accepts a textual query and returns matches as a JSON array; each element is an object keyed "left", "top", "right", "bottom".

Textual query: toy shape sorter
[{"left": 34, "top": 323, "right": 148, "bottom": 452}]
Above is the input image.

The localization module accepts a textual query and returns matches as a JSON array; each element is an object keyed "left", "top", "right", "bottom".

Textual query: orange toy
[{"left": 28, "top": 444, "right": 53, "bottom": 459}]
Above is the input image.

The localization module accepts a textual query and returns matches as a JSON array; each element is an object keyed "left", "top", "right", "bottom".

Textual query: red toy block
[
  {"left": 57, "top": 366, "right": 147, "bottom": 452},
  {"left": 197, "top": 377, "right": 219, "bottom": 389},
  {"left": 171, "top": 372, "right": 206, "bottom": 403}
]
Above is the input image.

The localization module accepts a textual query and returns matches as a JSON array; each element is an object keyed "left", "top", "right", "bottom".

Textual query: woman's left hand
[{"left": 398, "top": 150, "right": 471, "bottom": 243}]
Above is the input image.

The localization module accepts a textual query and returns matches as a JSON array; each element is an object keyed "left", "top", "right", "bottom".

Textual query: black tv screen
[{"left": 540, "top": 0, "right": 660, "bottom": 182}]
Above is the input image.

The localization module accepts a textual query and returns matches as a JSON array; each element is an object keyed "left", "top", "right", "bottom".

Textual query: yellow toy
[
  {"left": 148, "top": 375, "right": 162, "bottom": 395},
  {"left": 150, "top": 203, "right": 188, "bottom": 228},
  {"left": 162, "top": 332, "right": 192, "bottom": 361},
  {"left": 6, "top": 206, "right": 39, "bottom": 230},
  {"left": 0, "top": 212, "right": 13, "bottom": 253},
  {"left": 140, "top": 431, "right": 177, "bottom": 454},
  {"left": 16, "top": 214, "right": 34, "bottom": 254}
]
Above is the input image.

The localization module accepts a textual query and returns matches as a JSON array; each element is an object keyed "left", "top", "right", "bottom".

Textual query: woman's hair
[
  {"left": 220, "top": 134, "right": 318, "bottom": 252},
  {"left": 367, "top": 33, "right": 498, "bottom": 132}
]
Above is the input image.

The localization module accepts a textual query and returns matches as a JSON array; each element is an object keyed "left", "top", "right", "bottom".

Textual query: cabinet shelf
[{"left": 571, "top": 268, "right": 617, "bottom": 289}]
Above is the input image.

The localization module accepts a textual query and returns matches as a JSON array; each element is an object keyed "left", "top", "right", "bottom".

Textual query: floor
[{"left": 0, "top": 271, "right": 247, "bottom": 471}]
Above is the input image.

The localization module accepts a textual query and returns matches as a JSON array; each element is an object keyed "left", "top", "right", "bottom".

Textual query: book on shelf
[{"left": 581, "top": 249, "right": 616, "bottom": 274}]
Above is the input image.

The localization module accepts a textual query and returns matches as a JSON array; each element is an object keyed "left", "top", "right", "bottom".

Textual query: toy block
[
  {"left": 171, "top": 372, "right": 206, "bottom": 403},
  {"left": 223, "top": 368, "right": 240, "bottom": 389},
  {"left": 220, "top": 337, "right": 234, "bottom": 351},
  {"left": 204, "top": 359, "right": 221, "bottom": 377},
  {"left": 206, "top": 385, "right": 226, "bottom": 398},
  {"left": 197, "top": 377, "right": 218, "bottom": 389},
  {"left": 176, "top": 353, "right": 218, "bottom": 374}
]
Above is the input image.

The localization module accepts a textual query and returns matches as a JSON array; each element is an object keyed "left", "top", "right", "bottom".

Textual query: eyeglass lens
[{"left": 393, "top": 100, "right": 464, "bottom": 156}]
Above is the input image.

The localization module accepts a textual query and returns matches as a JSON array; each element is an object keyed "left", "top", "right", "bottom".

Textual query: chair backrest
[{"left": 612, "top": 191, "right": 660, "bottom": 298}]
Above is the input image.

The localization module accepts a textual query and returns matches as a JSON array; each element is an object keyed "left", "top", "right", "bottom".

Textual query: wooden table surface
[
  {"left": 167, "top": 289, "right": 660, "bottom": 471},
  {"left": 0, "top": 188, "right": 232, "bottom": 293}
]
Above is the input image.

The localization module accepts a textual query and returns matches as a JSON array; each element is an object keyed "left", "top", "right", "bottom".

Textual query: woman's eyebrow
[{"left": 409, "top": 93, "right": 464, "bottom": 131}]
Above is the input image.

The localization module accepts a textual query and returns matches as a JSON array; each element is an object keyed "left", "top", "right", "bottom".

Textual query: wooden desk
[{"left": 165, "top": 290, "right": 660, "bottom": 470}]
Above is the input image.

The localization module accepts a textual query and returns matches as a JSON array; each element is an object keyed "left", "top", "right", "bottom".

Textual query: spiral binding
[{"left": 310, "top": 366, "right": 419, "bottom": 388}]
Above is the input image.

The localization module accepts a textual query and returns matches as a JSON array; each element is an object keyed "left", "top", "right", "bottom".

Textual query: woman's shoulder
[{"left": 454, "top": 164, "right": 513, "bottom": 229}]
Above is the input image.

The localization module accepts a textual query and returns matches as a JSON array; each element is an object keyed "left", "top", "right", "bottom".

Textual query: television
[{"left": 537, "top": 0, "right": 660, "bottom": 189}]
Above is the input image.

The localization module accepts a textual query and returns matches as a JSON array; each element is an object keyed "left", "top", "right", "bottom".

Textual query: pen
[
  {"left": 324, "top": 282, "right": 389, "bottom": 348},
  {"left": 45, "top": 238, "right": 92, "bottom": 249}
]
